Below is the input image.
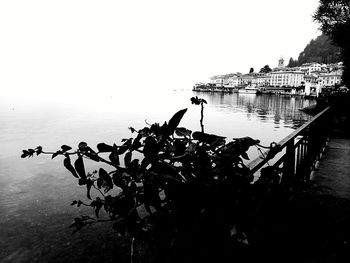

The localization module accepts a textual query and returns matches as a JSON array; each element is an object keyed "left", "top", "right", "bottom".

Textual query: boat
[{"left": 238, "top": 85, "right": 259, "bottom": 94}]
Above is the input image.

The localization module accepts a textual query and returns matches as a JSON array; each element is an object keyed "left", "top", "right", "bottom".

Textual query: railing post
[{"left": 281, "top": 140, "right": 295, "bottom": 185}]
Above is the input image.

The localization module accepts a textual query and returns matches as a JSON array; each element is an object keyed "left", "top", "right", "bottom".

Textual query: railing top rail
[{"left": 247, "top": 106, "right": 331, "bottom": 174}]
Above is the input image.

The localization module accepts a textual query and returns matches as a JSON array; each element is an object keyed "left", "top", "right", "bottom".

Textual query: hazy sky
[{"left": 1, "top": 0, "right": 321, "bottom": 102}]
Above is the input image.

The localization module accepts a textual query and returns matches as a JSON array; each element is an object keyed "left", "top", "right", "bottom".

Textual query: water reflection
[{"left": 194, "top": 92, "right": 313, "bottom": 130}]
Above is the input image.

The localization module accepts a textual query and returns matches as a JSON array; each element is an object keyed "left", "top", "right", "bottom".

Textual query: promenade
[{"left": 311, "top": 138, "right": 350, "bottom": 199}]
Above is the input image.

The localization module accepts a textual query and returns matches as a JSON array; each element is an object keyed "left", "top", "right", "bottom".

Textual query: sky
[{"left": 0, "top": 0, "right": 321, "bottom": 103}]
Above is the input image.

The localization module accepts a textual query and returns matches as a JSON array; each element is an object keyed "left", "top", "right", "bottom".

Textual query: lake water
[{"left": 0, "top": 90, "right": 314, "bottom": 262}]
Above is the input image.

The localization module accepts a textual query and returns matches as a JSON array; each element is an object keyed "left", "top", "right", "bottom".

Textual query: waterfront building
[
  {"left": 269, "top": 70, "right": 304, "bottom": 87},
  {"left": 304, "top": 74, "right": 321, "bottom": 96},
  {"left": 255, "top": 73, "right": 270, "bottom": 86},
  {"left": 210, "top": 75, "right": 227, "bottom": 86},
  {"left": 239, "top": 73, "right": 256, "bottom": 86},
  {"left": 227, "top": 75, "right": 240, "bottom": 87},
  {"left": 300, "top": 62, "right": 322, "bottom": 74},
  {"left": 319, "top": 71, "right": 342, "bottom": 87}
]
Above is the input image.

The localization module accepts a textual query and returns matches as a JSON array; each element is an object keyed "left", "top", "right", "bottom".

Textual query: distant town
[{"left": 193, "top": 58, "right": 345, "bottom": 97}]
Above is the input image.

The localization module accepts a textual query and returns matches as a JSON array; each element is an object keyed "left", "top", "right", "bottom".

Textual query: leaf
[
  {"left": 91, "top": 197, "right": 103, "bottom": 218},
  {"left": 129, "top": 159, "right": 139, "bottom": 177},
  {"left": 175, "top": 127, "right": 192, "bottom": 137},
  {"left": 61, "top": 145, "right": 72, "bottom": 152},
  {"left": 86, "top": 179, "right": 93, "bottom": 200},
  {"left": 97, "top": 143, "right": 114, "bottom": 152},
  {"left": 124, "top": 151, "right": 132, "bottom": 167},
  {"left": 191, "top": 96, "right": 201, "bottom": 105},
  {"left": 27, "top": 149, "right": 35, "bottom": 157},
  {"left": 143, "top": 136, "right": 159, "bottom": 159},
  {"left": 21, "top": 150, "right": 29, "bottom": 158},
  {"left": 192, "top": 131, "right": 226, "bottom": 145},
  {"left": 99, "top": 168, "right": 113, "bottom": 192},
  {"left": 128, "top": 127, "right": 136, "bottom": 133},
  {"left": 241, "top": 152, "right": 250, "bottom": 160},
  {"left": 63, "top": 156, "right": 79, "bottom": 178},
  {"left": 35, "top": 146, "right": 43, "bottom": 155},
  {"left": 83, "top": 147, "right": 100, "bottom": 162},
  {"left": 112, "top": 171, "right": 126, "bottom": 189},
  {"left": 74, "top": 156, "right": 86, "bottom": 180},
  {"left": 97, "top": 178, "right": 103, "bottom": 189},
  {"left": 78, "top": 142, "right": 88, "bottom": 150},
  {"left": 109, "top": 151, "right": 120, "bottom": 166},
  {"left": 52, "top": 150, "right": 62, "bottom": 159},
  {"left": 167, "top": 108, "right": 187, "bottom": 135}
]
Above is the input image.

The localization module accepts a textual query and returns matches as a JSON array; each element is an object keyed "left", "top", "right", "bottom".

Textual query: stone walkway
[{"left": 311, "top": 138, "right": 350, "bottom": 199}]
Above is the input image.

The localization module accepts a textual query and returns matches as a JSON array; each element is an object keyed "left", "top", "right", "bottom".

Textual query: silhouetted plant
[{"left": 22, "top": 97, "right": 285, "bottom": 262}]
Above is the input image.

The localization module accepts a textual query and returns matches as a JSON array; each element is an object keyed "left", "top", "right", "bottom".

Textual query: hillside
[{"left": 287, "top": 34, "right": 342, "bottom": 67}]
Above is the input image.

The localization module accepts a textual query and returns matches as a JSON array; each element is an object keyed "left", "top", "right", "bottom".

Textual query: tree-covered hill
[{"left": 287, "top": 34, "right": 342, "bottom": 67}]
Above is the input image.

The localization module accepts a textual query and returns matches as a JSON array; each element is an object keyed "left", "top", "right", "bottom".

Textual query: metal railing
[{"left": 248, "top": 106, "right": 332, "bottom": 185}]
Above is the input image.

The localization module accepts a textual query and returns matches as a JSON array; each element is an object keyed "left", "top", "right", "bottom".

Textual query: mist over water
[{"left": 0, "top": 90, "right": 313, "bottom": 262}]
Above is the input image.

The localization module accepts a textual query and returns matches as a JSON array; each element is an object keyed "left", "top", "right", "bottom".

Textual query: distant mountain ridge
[{"left": 287, "top": 34, "right": 342, "bottom": 67}]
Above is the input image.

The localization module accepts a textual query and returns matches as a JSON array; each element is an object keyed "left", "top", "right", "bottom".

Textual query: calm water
[{"left": 0, "top": 90, "right": 313, "bottom": 262}]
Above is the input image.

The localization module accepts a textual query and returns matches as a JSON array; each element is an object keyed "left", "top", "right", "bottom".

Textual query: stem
[
  {"left": 93, "top": 184, "right": 105, "bottom": 198},
  {"left": 130, "top": 237, "right": 135, "bottom": 263},
  {"left": 200, "top": 102, "right": 204, "bottom": 133}
]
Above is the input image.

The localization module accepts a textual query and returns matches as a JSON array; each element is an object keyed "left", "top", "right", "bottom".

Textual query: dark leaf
[
  {"left": 132, "top": 133, "right": 142, "bottom": 150},
  {"left": 97, "top": 143, "right": 114, "bottom": 153},
  {"left": 128, "top": 127, "right": 136, "bottom": 133},
  {"left": 109, "top": 151, "right": 120, "bottom": 166},
  {"left": 175, "top": 127, "right": 192, "bottom": 137},
  {"left": 191, "top": 96, "right": 201, "bottom": 105},
  {"left": 143, "top": 136, "right": 159, "bottom": 159},
  {"left": 167, "top": 108, "right": 187, "bottom": 135},
  {"left": 129, "top": 159, "right": 139, "bottom": 177},
  {"left": 141, "top": 157, "right": 151, "bottom": 170},
  {"left": 35, "top": 146, "right": 43, "bottom": 155},
  {"left": 63, "top": 156, "right": 79, "bottom": 178},
  {"left": 84, "top": 150, "right": 100, "bottom": 162},
  {"left": 124, "top": 151, "right": 132, "bottom": 167},
  {"left": 86, "top": 179, "right": 93, "bottom": 200},
  {"left": 192, "top": 131, "right": 226, "bottom": 145},
  {"left": 241, "top": 152, "right": 250, "bottom": 160},
  {"left": 21, "top": 150, "right": 29, "bottom": 158},
  {"left": 91, "top": 197, "right": 103, "bottom": 218},
  {"left": 112, "top": 171, "right": 126, "bottom": 189},
  {"left": 61, "top": 145, "right": 72, "bottom": 152},
  {"left": 74, "top": 156, "right": 86, "bottom": 180},
  {"left": 52, "top": 150, "right": 62, "bottom": 159},
  {"left": 99, "top": 168, "right": 113, "bottom": 192},
  {"left": 78, "top": 178, "right": 87, "bottom": 185},
  {"left": 97, "top": 178, "right": 103, "bottom": 189},
  {"left": 27, "top": 149, "right": 35, "bottom": 157},
  {"left": 78, "top": 142, "right": 88, "bottom": 150}
]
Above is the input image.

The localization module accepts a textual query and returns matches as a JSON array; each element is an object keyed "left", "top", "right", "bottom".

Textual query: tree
[
  {"left": 249, "top": 67, "right": 254, "bottom": 73},
  {"left": 287, "top": 58, "right": 298, "bottom": 68},
  {"left": 314, "top": 0, "right": 350, "bottom": 87},
  {"left": 259, "top": 65, "right": 272, "bottom": 73}
]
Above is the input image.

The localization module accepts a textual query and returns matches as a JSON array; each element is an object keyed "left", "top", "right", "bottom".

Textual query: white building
[
  {"left": 304, "top": 74, "right": 321, "bottom": 96},
  {"left": 319, "top": 71, "right": 342, "bottom": 87},
  {"left": 269, "top": 71, "right": 304, "bottom": 87},
  {"left": 210, "top": 75, "right": 227, "bottom": 86},
  {"left": 300, "top": 62, "right": 322, "bottom": 74}
]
